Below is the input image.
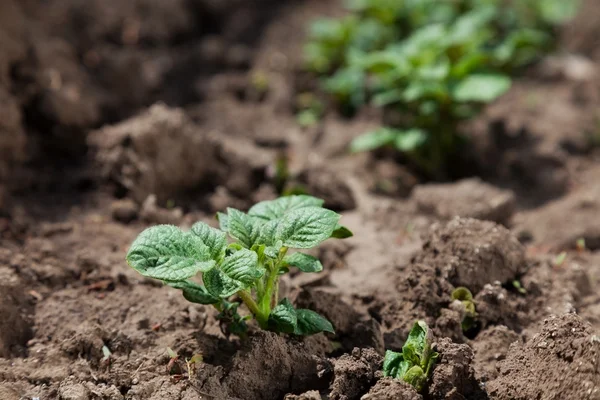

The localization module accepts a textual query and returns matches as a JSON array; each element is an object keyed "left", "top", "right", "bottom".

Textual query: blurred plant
[
  {"left": 451, "top": 286, "right": 477, "bottom": 331},
  {"left": 296, "top": 92, "right": 325, "bottom": 127},
  {"left": 304, "top": 0, "right": 579, "bottom": 176}
]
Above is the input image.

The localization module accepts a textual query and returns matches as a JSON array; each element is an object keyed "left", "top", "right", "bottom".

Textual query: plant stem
[{"left": 237, "top": 290, "right": 266, "bottom": 327}]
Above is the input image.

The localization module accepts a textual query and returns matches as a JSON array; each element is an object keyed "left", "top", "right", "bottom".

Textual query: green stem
[
  {"left": 258, "top": 247, "right": 288, "bottom": 322},
  {"left": 237, "top": 290, "right": 266, "bottom": 327}
]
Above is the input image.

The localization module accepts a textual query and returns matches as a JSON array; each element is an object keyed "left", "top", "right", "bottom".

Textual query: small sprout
[
  {"left": 576, "top": 238, "right": 586, "bottom": 253},
  {"left": 383, "top": 321, "right": 439, "bottom": 392},
  {"left": 166, "top": 347, "right": 185, "bottom": 380},
  {"left": 186, "top": 354, "right": 204, "bottom": 377},
  {"left": 250, "top": 70, "right": 269, "bottom": 94},
  {"left": 166, "top": 347, "right": 178, "bottom": 359},
  {"left": 512, "top": 280, "right": 527, "bottom": 294},
  {"left": 126, "top": 195, "right": 353, "bottom": 337},
  {"left": 295, "top": 93, "right": 324, "bottom": 128},
  {"left": 451, "top": 287, "right": 477, "bottom": 332},
  {"left": 247, "top": 70, "right": 270, "bottom": 102},
  {"left": 101, "top": 345, "right": 112, "bottom": 368},
  {"left": 553, "top": 252, "right": 567, "bottom": 267}
]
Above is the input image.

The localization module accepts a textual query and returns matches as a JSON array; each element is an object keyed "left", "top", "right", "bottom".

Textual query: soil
[{"left": 1, "top": 0, "right": 600, "bottom": 399}]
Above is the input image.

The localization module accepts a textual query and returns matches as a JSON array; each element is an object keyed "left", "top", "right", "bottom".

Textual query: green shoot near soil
[
  {"left": 304, "top": 0, "right": 579, "bottom": 176},
  {"left": 451, "top": 287, "right": 477, "bottom": 332},
  {"left": 126, "top": 195, "right": 353, "bottom": 337},
  {"left": 383, "top": 320, "right": 439, "bottom": 392}
]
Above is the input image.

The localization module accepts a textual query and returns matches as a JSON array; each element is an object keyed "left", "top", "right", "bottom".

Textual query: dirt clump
[
  {"left": 361, "top": 377, "right": 422, "bottom": 400},
  {"left": 329, "top": 347, "right": 383, "bottom": 400},
  {"left": 415, "top": 217, "right": 526, "bottom": 293},
  {"left": 89, "top": 104, "right": 220, "bottom": 204},
  {"left": 0, "top": 267, "right": 33, "bottom": 358},
  {"left": 412, "top": 178, "right": 516, "bottom": 225},
  {"left": 195, "top": 331, "right": 328, "bottom": 400},
  {"left": 472, "top": 325, "right": 521, "bottom": 381},
  {"left": 296, "top": 166, "right": 357, "bottom": 211},
  {"left": 428, "top": 338, "right": 484, "bottom": 400},
  {"left": 285, "top": 390, "right": 323, "bottom": 400},
  {"left": 487, "top": 313, "right": 600, "bottom": 400}
]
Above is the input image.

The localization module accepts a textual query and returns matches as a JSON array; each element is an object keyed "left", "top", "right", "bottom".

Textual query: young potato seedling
[
  {"left": 383, "top": 320, "right": 439, "bottom": 392},
  {"left": 126, "top": 195, "right": 353, "bottom": 337},
  {"left": 451, "top": 287, "right": 477, "bottom": 332}
]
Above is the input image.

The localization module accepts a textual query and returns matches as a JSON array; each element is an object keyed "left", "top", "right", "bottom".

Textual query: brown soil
[{"left": 2, "top": 0, "right": 600, "bottom": 399}]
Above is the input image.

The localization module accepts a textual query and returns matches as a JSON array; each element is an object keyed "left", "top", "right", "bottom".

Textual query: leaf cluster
[
  {"left": 304, "top": 0, "right": 579, "bottom": 175},
  {"left": 383, "top": 321, "right": 439, "bottom": 392},
  {"left": 126, "top": 195, "right": 352, "bottom": 336}
]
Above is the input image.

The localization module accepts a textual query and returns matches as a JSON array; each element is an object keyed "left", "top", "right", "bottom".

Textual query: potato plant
[
  {"left": 383, "top": 320, "right": 439, "bottom": 392},
  {"left": 126, "top": 195, "right": 352, "bottom": 337},
  {"left": 304, "top": 0, "right": 579, "bottom": 176}
]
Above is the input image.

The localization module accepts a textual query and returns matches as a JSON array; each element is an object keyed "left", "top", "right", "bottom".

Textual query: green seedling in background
[
  {"left": 127, "top": 195, "right": 353, "bottom": 337},
  {"left": 512, "top": 280, "right": 527, "bottom": 294},
  {"left": 576, "top": 238, "right": 586, "bottom": 253},
  {"left": 451, "top": 287, "right": 477, "bottom": 331},
  {"left": 383, "top": 320, "right": 439, "bottom": 392},
  {"left": 296, "top": 92, "right": 325, "bottom": 127},
  {"left": 553, "top": 251, "right": 567, "bottom": 268},
  {"left": 304, "top": 0, "right": 579, "bottom": 176}
]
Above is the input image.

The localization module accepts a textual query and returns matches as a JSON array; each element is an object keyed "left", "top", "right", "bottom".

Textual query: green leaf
[
  {"left": 127, "top": 225, "right": 216, "bottom": 281},
  {"left": 276, "top": 207, "right": 340, "bottom": 249},
  {"left": 383, "top": 350, "right": 410, "bottom": 379},
  {"left": 451, "top": 287, "right": 473, "bottom": 302},
  {"left": 191, "top": 222, "right": 227, "bottom": 261},
  {"left": 258, "top": 219, "right": 281, "bottom": 246},
  {"left": 268, "top": 298, "right": 298, "bottom": 334},
  {"left": 248, "top": 195, "right": 324, "bottom": 221},
  {"left": 403, "top": 365, "right": 427, "bottom": 392},
  {"left": 217, "top": 212, "right": 229, "bottom": 231},
  {"left": 294, "top": 309, "right": 335, "bottom": 335},
  {"left": 331, "top": 224, "right": 353, "bottom": 239},
  {"left": 221, "top": 248, "right": 262, "bottom": 285},
  {"left": 264, "top": 241, "right": 283, "bottom": 259},
  {"left": 167, "top": 281, "right": 219, "bottom": 305},
  {"left": 452, "top": 74, "right": 511, "bottom": 103},
  {"left": 283, "top": 253, "right": 323, "bottom": 273},
  {"left": 350, "top": 128, "right": 396, "bottom": 153},
  {"left": 394, "top": 129, "right": 427, "bottom": 152},
  {"left": 203, "top": 268, "right": 245, "bottom": 298},
  {"left": 538, "top": 0, "right": 580, "bottom": 24},
  {"left": 405, "top": 321, "right": 428, "bottom": 356},
  {"left": 226, "top": 208, "right": 261, "bottom": 248}
]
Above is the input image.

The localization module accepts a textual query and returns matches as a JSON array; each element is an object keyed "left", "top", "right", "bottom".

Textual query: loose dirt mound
[{"left": 487, "top": 313, "right": 600, "bottom": 400}]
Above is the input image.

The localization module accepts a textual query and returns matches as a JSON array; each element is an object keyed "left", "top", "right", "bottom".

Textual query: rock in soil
[
  {"left": 329, "top": 347, "right": 383, "bottom": 400},
  {"left": 428, "top": 338, "right": 484, "bottom": 400},
  {"left": 361, "top": 377, "right": 422, "bottom": 400},
  {"left": 415, "top": 217, "right": 526, "bottom": 293},
  {"left": 412, "top": 178, "right": 516, "bottom": 225},
  {"left": 0, "top": 267, "right": 32, "bottom": 358},
  {"left": 487, "top": 313, "right": 600, "bottom": 400}
]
